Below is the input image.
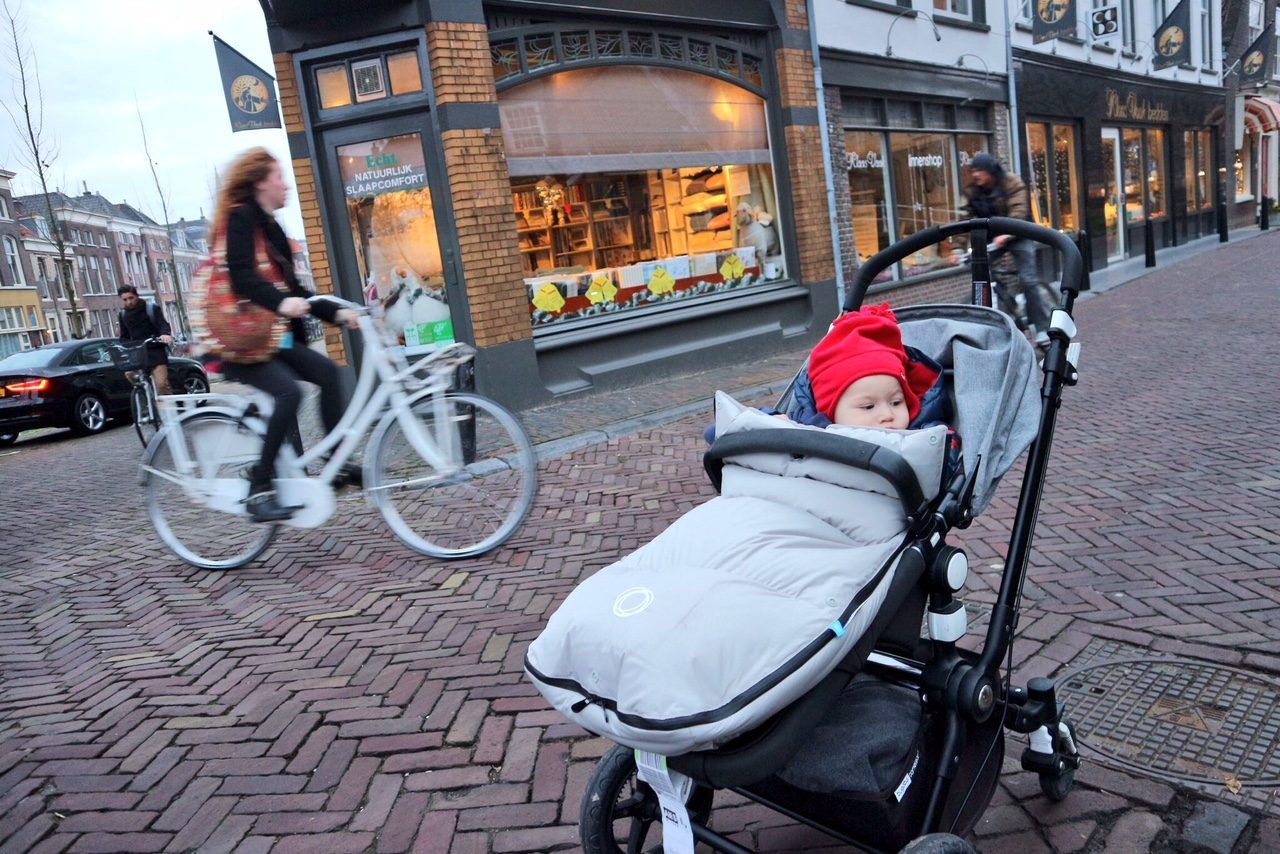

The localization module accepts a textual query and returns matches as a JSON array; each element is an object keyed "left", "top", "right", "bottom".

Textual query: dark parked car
[{"left": 0, "top": 338, "right": 209, "bottom": 444}]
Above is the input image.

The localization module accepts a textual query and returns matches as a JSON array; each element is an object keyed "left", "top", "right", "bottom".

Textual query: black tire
[
  {"left": 0, "top": 432, "right": 17, "bottom": 447},
  {"left": 70, "top": 393, "right": 108, "bottom": 435},
  {"left": 183, "top": 374, "right": 209, "bottom": 395},
  {"left": 132, "top": 386, "right": 158, "bottom": 448},
  {"left": 580, "top": 744, "right": 713, "bottom": 854}
]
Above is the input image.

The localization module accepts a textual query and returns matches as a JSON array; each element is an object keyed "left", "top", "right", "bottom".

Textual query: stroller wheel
[
  {"left": 900, "top": 833, "right": 977, "bottom": 853},
  {"left": 581, "top": 744, "right": 713, "bottom": 854},
  {"left": 1037, "top": 718, "right": 1080, "bottom": 802}
]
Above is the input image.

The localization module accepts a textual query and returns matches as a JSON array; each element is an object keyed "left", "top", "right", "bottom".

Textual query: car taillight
[{"left": 4, "top": 379, "right": 49, "bottom": 394}]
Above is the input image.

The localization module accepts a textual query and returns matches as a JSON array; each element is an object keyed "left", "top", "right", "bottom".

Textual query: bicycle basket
[{"left": 109, "top": 342, "right": 148, "bottom": 371}]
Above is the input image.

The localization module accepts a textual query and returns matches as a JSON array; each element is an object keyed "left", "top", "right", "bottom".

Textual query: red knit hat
[{"left": 808, "top": 304, "right": 939, "bottom": 422}]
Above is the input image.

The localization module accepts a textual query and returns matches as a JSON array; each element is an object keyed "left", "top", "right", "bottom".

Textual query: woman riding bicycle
[
  {"left": 212, "top": 147, "right": 359, "bottom": 523},
  {"left": 962, "top": 153, "right": 1052, "bottom": 346}
]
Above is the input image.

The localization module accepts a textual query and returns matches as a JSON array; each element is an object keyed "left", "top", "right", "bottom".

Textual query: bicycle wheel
[
  {"left": 131, "top": 384, "right": 158, "bottom": 448},
  {"left": 369, "top": 391, "right": 536, "bottom": 559},
  {"left": 144, "top": 412, "right": 276, "bottom": 569}
]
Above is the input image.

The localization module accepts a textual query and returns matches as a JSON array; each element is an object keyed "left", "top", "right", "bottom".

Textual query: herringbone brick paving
[{"left": 2, "top": 233, "right": 1280, "bottom": 852}]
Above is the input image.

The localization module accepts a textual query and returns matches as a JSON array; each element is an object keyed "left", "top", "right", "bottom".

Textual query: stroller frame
[{"left": 577, "top": 218, "right": 1084, "bottom": 854}]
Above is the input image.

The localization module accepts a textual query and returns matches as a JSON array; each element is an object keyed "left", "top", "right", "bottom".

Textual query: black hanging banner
[
  {"left": 1032, "top": 0, "right": 1078, "bottom": 44},
  {"left": 1151, "top": 0, "right": 1191, "bottom": 70},
  {"left": 211, "top": 32, "right": 283, "bottom": 132},
  {"left": 1240, "top": 25, "right": 1275, "bottom": 87}
]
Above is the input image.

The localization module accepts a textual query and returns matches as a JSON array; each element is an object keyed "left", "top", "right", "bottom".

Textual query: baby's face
[{"left": 832, "top": 374, "right": 909, "bottom": 429}]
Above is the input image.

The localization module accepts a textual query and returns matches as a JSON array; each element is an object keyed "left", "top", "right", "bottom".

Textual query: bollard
[
  {"left": 1144, "top": 217, "right": 1156, "bottom": 268},
  {"left": 1075, "top": 230, "right": 1092, "bottom": 292},
  {"left": 1218, "top": 202, "right": 1229, "bottom": 242},
  {"left": 455, "top": 359, "right": 477, "bottom": 464},
  {"left": 1263, "top": 197, "right": 1271, "bottom": 231}
]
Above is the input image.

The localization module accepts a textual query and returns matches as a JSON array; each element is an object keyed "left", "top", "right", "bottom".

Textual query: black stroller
[{"left": 527, "top": 217, "right": 1085, "bottom": 853}]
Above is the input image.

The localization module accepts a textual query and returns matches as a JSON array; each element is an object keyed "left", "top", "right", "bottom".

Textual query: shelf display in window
[{"left": 512, "top": 164, "right": 786, "bottom": 327}]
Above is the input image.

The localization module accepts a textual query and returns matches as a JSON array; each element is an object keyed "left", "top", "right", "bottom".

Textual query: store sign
[
  {"left": 1033, "top": 0, "right": 1078, "bottom": 44},
  {"left": 339, "top": 137, "right": 429, "bottom": 199},
  {"left": 908, "top": 153, "right": 944, "bottom": 168},
  {"left": 1104, "top": 88, "right": 1171, "bottom": 123},
  {"left": 847, "top": 150, "right": 885, "bottom": 170},
  {"left": 1090, "top": 5, "right": 1120, "bottom": 41}
]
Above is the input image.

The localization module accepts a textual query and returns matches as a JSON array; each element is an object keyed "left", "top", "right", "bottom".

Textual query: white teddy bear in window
[{"left": 381, "top": 264, "right": 449, "bottom": 336}]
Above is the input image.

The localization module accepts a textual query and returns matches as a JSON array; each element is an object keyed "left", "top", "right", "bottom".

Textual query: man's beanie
[
  {"left": 969, "top": 152, "right": 998, "bottom": 175},
  {"left": 808, "top": 304, "right": 938, "bottom": 422}
]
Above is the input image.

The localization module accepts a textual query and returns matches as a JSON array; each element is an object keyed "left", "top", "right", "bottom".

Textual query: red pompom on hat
[{"left": 808, "top": 304, "right": 939, "bottom": 422}]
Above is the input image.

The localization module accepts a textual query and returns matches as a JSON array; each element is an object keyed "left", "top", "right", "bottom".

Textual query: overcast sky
[{"left": 0, "top": 0, "right": 306, "bottom": 239}]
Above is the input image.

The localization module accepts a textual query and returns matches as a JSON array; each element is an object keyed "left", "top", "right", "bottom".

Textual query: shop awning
[{"left": 1245, "top": 96, "right": 1280, "bottom": 133}]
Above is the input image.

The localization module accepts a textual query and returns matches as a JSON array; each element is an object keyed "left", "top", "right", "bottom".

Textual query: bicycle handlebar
[{"left": 308, "top": 294, "right": 370, "bottom": 314}]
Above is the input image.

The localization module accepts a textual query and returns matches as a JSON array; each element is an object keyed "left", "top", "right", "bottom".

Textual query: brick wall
[
  {"left": 426, "top": 22, "right": 530, "bottom": 349},
  {"left": 774, "top": 32, "right": 835, "bottom": 286},
  {"left": 273, "top": 53, "right": 305, "bottom": 135},
  {"left": 992, "top": 103, "right": 1012, "bottom": 169},
  {"left": 784, "top": 0, "right": 809, "bottom": 30}
]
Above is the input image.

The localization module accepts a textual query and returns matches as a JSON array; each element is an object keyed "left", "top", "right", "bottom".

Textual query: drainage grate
[{"left": 1056, "top": 638, "right": 1280, "bottom": 814}]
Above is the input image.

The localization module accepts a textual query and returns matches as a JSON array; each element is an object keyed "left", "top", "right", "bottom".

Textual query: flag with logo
[
  {"left": 1151, "top": 0, "right": 1191, "bottom": 70},
  {"left": 211, "top": 33, "right": 282, "bottom": 132},
  {"left": 1240, "top": 25, "right": 1275, "bottom": 87},
  {"left": 1032, "top": 0, "right": 1078, "bottom": 44}
]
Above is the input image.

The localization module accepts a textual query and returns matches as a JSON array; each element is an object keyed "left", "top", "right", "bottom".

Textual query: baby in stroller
[{"left": 527, "top": 217, "right": 1085, "bottom": 853}]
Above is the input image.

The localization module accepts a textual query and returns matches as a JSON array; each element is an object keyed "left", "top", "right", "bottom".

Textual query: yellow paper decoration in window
[
  {"left": 719, "top": 253, "right": 745, "bottom": 280},
  {"left": 532, "top": 282, "right": 566, "bottom": 313},
  {"left": 648, "top": 267, "right": 675, "bottom": 295},
  {"left": 586, "top": 274, "right": 617, "bottom": 304}
]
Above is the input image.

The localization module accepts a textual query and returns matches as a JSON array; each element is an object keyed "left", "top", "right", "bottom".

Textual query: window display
[
  {"left": 499, "top": 66, "right": 786, "bottom": 328},
  {"left": 846, "top": 131, "right": 891, "bottom": 282},
  {"left": 1122, "top": 128, "right": 1145, "bottom": 223},
  {"left": 1146, "top": 128, "right": 1167, "bottom": 218},
  {"left": 1025, "top": 121, "right": 1080, "bottom": 232},
  {"left": 338, "top": 133, "right": 453, "bottom": 353}
]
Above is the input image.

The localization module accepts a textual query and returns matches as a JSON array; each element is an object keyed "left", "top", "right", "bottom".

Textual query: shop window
[
  {"left": 846, "top": 110, "right": 990, "bottom": 282},
  {"left": 890, "top": 133, "right": 962, "bottom": 277},
  {"left": 846, "top": 130, "right": 892, "bottom": 281},
  {"left": 1197, "top": 129, "right": 1213, "bottom": 209},
  {"left": 499, "top": 66, "right": 785, "bottom": 328},
  {"left": 314, "top": 48, "right": 424, "bottom": 111},
  {"left": 1122, "top": 128, "right": 1145, "bottom": 222},
  {"left": 1024, "top": 121, "right": 1080, "bottom": 232},
  {"left": 1145, "top": 129, "right": 1167, "bottom": 218},
  {"left": 337, "top": 133, "right": 455, "bottom": 354}
]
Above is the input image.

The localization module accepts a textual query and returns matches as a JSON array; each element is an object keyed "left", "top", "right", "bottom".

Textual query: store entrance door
[
  {"left": 318, "top": 117, "right": 464, "bottom": 365},
  {"left": 1100, "top": 127, "right": 1125, "bottom": 262}
]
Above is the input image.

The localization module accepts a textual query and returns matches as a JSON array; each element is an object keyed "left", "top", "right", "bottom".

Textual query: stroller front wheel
[
  {"left": 581, "top": 744, "right": 714, "bottom": 854},
  {"left": 1037, "top": 718, "right": 1080, "bottom": 802}
]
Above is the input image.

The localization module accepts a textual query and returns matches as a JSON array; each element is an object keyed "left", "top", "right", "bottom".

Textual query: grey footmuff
[{"left": 525, "top": 394, "right": 947, "bottom": 755}]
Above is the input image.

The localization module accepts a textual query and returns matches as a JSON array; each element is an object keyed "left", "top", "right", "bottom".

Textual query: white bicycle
[{"left": 141, "top": 295, "right": 537, "bottom": 570}]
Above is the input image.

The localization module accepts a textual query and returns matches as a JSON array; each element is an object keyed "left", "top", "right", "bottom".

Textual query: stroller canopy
[{"left": 894, "top": 305, "right": 1041, "bottom": 514}]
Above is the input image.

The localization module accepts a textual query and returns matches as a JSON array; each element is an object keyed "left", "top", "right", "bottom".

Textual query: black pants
[{"left": 224, "top": 346, "right": 346, "bottom": 482}]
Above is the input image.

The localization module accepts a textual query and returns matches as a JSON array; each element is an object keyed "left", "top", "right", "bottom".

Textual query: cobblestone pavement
[{"left": 3, "top": 233, "right": 1280, "bottom": 853}]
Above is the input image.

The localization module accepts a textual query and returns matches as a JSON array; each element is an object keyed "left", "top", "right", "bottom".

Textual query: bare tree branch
[
  {"left": 136, "top": 97, "right": 189, "bottom": 338},
  {"left": 3, "top": 0, "right": 82, "bottom": 338}
]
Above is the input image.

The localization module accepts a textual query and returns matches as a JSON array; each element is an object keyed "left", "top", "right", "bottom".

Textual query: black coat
[{"left": 225, "top": 200, "right": 337, "bottom": 343}]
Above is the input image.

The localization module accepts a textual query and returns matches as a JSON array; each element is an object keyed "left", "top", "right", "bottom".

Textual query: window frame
[
  {"left": 3, "top": 235, "right": 23, "bottom": 285},
  {"left": 843, "top": 96, "right": 994, "bottom": 282}
]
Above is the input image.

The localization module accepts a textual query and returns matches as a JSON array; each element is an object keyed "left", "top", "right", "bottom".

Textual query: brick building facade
[{"left": 258, "top": 0, "right": 841, "bottom": 407}]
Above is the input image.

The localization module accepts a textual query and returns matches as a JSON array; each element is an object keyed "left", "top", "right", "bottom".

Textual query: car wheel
[
  {"left": 0, "top": 432, "right": 17, "bottom": 447},
  {"left": 184, "top": 374, "right": 210, "bottom": 395},
  {"left": 71, "top": 393, "right": 108, "bottom": 435}
]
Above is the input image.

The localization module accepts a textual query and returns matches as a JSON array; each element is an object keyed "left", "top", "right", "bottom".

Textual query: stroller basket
[
  {"left": 530, "top": 216, "right": 1086, "bottom": 853},
  {"left": 108, "top": 342, "right": 148, "bottom": 372}
]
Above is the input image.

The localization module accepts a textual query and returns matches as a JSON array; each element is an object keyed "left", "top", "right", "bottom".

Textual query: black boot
[
  {"left": 244, "top": 465, "right": 300, "bottom": 523},
  {"left": 332, "top": 461, "right": 363, "bottom": 490}
]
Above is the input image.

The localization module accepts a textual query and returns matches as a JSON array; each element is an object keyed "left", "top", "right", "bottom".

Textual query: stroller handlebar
[
  {"left": 704, "top": 429, "right": 930, "bottom": 523},
  {"left": 846, "top": 217, "right": 1084, "bottom": 312}
]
